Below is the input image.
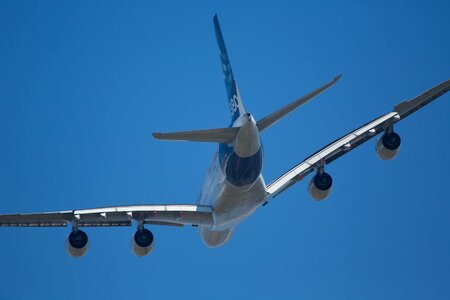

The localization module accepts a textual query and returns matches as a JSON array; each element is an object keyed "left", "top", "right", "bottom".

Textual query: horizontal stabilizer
[
  {"left": 257, "top": 75, "right": 341, "bottom": 132},
  {"left": 153, "top": 127, "right": 240, "bottom": 143}
]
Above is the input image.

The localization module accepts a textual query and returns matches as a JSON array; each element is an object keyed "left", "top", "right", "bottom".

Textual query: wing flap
[{"left": 0, "top": 212, "right": 72, "bottom": 227}]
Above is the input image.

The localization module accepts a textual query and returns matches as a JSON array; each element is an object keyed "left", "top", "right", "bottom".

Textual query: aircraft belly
[
  {"left": 198, "top": 155, "right": 267, "bottom": 230},
  {"left": 212, "top": 177, "right": 267, "bottom": 229}
]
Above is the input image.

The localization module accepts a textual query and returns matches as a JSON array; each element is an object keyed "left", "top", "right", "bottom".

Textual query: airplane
[{"left": 0, "top": 15, "right": 449, "bottom": 258}]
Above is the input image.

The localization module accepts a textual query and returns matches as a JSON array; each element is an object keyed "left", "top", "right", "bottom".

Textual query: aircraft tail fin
[
  {"left": 256, "top": 75, "right": 342, "bottom": 132},
  {"left": 153, "top": 127, "right": 240, "bottom": 143},
  {"left": 213, "top": 14, "right": 245, "bottom": 122}
]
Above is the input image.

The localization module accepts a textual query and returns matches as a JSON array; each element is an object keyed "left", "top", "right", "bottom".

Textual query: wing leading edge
[
  {"left": 267, "top": 78, "right": 450, "bottom": 198},
  {"left": 0, "top": 204, "right": 213, "bottom": 228}
]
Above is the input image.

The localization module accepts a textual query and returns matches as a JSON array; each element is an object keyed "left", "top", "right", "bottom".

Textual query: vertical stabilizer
[{"left": 213, "top": 14, "right": 245, "bottom": 123}]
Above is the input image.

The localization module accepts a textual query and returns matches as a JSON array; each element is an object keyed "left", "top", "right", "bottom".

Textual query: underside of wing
[
  {"left": 0, "top": 204, "right": 214, "bottom": 228},
  {"left": 0, "top": 204, "right": 214, "bottom": 258},
  {"left": 267, "top": 78, "right": 450, "bottom": 199}
]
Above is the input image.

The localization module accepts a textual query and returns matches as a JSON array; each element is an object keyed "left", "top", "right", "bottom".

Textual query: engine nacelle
[
  {"left": 308, "top": 172, "right": 333, "bottom": 201},
  {"left": 131, "top": 228, "right": 155, "bottom": 257},
  {"left": 376, "top": 132, "right": 401, "bottom": 160},
  {"left": 66, "top": 230, "right": 89, "bottom": 258}
]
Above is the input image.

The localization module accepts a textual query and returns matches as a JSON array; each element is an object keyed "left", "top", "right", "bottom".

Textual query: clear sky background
[{"left": 0, "top": 1, "right": 449, "bottom": 299}]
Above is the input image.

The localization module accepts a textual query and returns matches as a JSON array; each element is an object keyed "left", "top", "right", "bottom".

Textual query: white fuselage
[{"left": 197, "top": 113, "right": 268, "bottom": 247}]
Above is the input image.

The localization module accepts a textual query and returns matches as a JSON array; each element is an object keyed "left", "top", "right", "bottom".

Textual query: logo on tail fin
[
  {"left": 228, "top": 83, "right": 245, "bottom": 122},
  {"left": 230, "top": 95, "right": 239, "bottom": 114}
]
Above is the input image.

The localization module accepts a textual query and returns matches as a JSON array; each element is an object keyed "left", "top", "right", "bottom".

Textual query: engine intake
[
  {"left": 66, "top": 229, "right": 89, "bottom": 258},
  {"left": 308, "top": 172, "right": 333, "bottom": 201},
  {"left": 131, "top": 228, "right": 154, "bottom": 256},
  {"left": 376, "top": 131, "right": 401, "bottom": 160}
]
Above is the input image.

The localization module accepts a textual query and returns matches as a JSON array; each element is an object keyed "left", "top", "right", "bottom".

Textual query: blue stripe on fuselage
[{"left": 218, "top": 143, "right": 263, "bottom": 187}]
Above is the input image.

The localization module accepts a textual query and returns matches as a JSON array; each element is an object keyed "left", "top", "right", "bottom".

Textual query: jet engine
[
  {"left": 131, "top": 228, "right": 155, "bottom": 256},
  {"left": 376, "top": 131, "right": 401, "bottom": 160},
  {"left": 308, "top": 172, "right": 333, "bottom": 201},
  {"left": 66, "top": 229, "right": 89, "bottom": 258}
]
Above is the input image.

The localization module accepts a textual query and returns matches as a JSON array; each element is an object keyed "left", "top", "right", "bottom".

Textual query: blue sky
[{"left": 0, "top": 1, "right": 449, "bottom": 299}]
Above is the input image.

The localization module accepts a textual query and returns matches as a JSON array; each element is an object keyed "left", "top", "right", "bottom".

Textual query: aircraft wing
[
  {"left": 266, "top": 78, "right": 450, "bottom": 198},
  {"left": 0, "top": 204, "right": 213, "bottom": 227}
]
